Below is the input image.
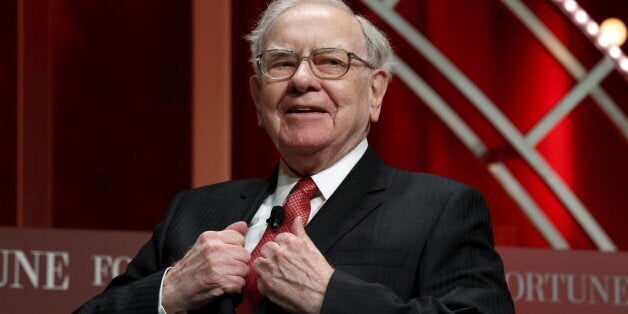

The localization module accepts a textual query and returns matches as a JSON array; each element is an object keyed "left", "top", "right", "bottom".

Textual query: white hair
[{"left": 245, "top": 0, "right": 394, "bottom": 78}]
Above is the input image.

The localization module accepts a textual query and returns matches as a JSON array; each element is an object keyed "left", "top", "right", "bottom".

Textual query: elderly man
[{"left": 77, "top": 0, "right": 514, "bottom": 313}]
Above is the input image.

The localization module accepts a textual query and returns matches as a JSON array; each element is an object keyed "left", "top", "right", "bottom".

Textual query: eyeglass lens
[{"left": 260, "top": 48, "right": 350, "bottom": 79}]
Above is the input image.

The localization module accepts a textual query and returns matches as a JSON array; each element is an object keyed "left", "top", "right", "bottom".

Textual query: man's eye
[
  {"left": 269, "top": 60, "right": 297, "bottom": 68},
  {"left": 317, "top": 58, "right": 345, "bottom": 67}
]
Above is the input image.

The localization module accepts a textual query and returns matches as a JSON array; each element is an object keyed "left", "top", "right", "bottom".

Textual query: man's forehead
[
  {"left": 271, "top": 2, "right": 360, "bottom": 30},
  {"left": 263, "top": 3, "right": 365, "bottom": 53}
]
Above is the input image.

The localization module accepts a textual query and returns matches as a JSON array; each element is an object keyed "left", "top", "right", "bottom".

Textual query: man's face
[{"left": 250, "top": 3, "right": 388, "bottom": 172}]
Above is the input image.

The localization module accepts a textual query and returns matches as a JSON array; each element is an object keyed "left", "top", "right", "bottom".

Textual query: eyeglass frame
[{"left": 255, "top": 47, "right": 374, "bottom": 80}]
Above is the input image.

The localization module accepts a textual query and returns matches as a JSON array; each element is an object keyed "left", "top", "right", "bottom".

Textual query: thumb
[
  {"left": 225, "top": 221, "right": 248, "bottom": 236},
  {"left": 291, "top": 216, "right": 307, "bottom": 237}
]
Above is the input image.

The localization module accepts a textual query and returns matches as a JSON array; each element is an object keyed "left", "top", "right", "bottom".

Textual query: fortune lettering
[
  {"left": 0, "top": 249, "right": 70, "bottom": 290},
  {"left": 506, "top": 271, "right": 628, "bottom": 307}
]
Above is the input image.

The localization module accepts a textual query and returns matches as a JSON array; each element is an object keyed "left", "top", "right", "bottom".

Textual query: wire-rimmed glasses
[{"left": 255, "top": 48, "right": 372, "bottom": 80}]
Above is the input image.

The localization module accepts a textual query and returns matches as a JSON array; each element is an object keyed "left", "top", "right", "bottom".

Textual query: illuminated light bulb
[
  {"left": 600, "top": 18, "right": 627, "bottom": 46},
  {"left": 564, "top": 0, "right": 577, "bottom": 12},
  {"left": 620, "top": 58, "right": 628, "bottom": 71},
  {"left": 575, "top": 10, "right": 588, "bottom": 24},
  {"left": 609, "top": 46, "right": 622, "bottom": 59},
  {"left": 586, "top": 22, "right": 599, "bottom": 35},
  {"left": 598, "top": 35, "right": 611, "bottom": 47}
]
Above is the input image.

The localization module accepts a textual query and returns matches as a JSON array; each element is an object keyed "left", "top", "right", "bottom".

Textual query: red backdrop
[
  {"left": 49, "top": 0, "right": 192, "bottom": 230},
  {"left": 0, "top": 0, "right": 625, "bottom": 251},
  {"left": 231, "top": 0, "right": 628, "bottom": 250},
  {"left": 0, "top": 0, "right": 192, "bottom": 230}
]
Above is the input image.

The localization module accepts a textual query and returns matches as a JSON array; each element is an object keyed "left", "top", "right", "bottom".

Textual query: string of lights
[{"left": 551, "top": 0, "right": 628, "bottom": 77}]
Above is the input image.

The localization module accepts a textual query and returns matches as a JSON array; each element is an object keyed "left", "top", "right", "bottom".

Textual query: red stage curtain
[{"left": 231, "top": 0, "right": 628, "bottom": 250}]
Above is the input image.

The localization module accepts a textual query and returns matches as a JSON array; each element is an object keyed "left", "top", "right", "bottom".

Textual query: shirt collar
[{"left": 274, "top": 139, "right": 368, "bottom": 205}]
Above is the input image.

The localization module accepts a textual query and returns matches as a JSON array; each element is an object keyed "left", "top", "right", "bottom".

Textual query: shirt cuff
[{"left": 158, "top": 267, "right": 174, "bottom": 314}]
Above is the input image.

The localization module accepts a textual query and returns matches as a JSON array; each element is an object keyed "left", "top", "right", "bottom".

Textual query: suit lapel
[
  {"left": 214, "top": 169, "right": 278, "bottom": 314},
  {"left": 225, "top": 153, "right": 387, "bottom": 314},
  {"left": 216, "top": 168, "right": 278, "bottom": 229},
  {"left": 242, "top": 177, "right": 276, "bottom": 224},
  {"left": 306, "top": 147, "right": 387, "bottom": 254}
]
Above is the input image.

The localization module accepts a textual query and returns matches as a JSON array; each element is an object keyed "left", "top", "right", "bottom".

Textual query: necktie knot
[
  {"left": 292, "top": 177, "right": 318, "bottom": 199},
  {"left": 283, "top": 177, "right": 317, "bottom": 226}
]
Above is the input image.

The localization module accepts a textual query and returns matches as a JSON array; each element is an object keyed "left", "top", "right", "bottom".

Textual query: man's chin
[{"left": 278, "top": 138, "right": 332, "bottom": 156}]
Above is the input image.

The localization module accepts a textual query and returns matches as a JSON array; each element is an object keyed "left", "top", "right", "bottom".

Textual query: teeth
[{"left": 287, "top": 107, "right": 323, "bottom": 113}]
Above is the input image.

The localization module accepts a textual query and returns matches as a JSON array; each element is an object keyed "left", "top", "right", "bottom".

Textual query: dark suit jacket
[{"left": 76, "top": 148, "right": 514, "bottom": 313}]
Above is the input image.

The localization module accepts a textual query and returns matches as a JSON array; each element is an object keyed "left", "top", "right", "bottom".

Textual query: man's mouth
[{"left": 285, "top": 107, "right": 326, "bottom": 114}]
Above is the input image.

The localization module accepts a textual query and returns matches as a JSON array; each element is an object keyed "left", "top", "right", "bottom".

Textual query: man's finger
[
  {"left": 291, "top": 216, "right": 306, "bottom": 237},
  {"left": 221, "top": 244, "right": 251, "bottom": 263},
  {"left": 260, "top": 241, "right": 280, "bottom": 258},
  {"left": 225, "top": 221, "right": 248, "bottom": 236}
]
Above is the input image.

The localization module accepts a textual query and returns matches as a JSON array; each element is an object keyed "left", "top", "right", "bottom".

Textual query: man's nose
[{"left": 289, "top": 60, "right": 320, "bottom": 92}]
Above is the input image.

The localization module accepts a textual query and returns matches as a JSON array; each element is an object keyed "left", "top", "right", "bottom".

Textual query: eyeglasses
[{"left": 255, "top": 48, "right": 372, "bottom": 80}]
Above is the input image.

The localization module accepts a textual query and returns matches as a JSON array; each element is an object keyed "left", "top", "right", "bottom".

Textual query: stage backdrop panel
[
  {"left": 1, "top": 227, "right": 627, "bottom": 313},
  {"left": 0, "top": 227, "right": 150, "bottom": 312}
]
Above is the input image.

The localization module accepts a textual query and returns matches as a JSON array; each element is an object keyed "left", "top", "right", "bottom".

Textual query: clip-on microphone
[{"left": 266, "top": 205, "right": 285, "bottom": 229}]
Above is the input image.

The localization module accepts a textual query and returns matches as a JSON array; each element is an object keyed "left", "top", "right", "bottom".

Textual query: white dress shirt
[
  {"left": 244, "top": 139, "right": 368, "bottom": 252},
  {"left": 159, "top": 139, "right": 368, "bottom": 313}
]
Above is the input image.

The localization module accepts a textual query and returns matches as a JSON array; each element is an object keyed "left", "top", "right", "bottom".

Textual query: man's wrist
[{"left": 158, "top": 267, "right": 174, "bottom": 314}]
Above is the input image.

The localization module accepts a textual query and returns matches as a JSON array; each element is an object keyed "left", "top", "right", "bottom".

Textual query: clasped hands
[{"left": 162, "top": 218, "right": 334, "bottom": 314}]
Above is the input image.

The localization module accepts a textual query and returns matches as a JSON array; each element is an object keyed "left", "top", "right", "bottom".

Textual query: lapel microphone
[{"left": 266, "top": 206, "right": 285, "bottom": 229}]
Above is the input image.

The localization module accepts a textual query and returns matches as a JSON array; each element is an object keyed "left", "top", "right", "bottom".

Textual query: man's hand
[
  {"left": 254, "top": 217, "right": 334, "bottom": 314},
  {"left": 162, "top": 221, "right": 250, "bottom": 313}
]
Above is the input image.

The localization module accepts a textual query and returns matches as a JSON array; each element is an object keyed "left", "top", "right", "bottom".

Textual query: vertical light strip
[
  {"left": 395, "top": 58, "right": 569, "bottom": 249},
  {"left": 16, "top": 0, "right": 24, "bottom": 227},
  {"left": 15, "top": 0, "right": 54, "bottom": 227},
  {"left": 361, "top": 0, "right": 616, "bottom": 251},
  {"left": 191, "top": 0, "right": 232, "bottom": 187}
]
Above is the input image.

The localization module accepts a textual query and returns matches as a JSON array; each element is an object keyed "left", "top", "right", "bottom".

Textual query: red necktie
[{"left": 235, "top": 177, "right": 318, "bottom": 314}]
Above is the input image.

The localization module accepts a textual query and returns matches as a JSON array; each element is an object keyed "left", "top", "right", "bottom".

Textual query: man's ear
[
  {"left": 249, "top": 75, "right": 263, "bottom": 127},
  {"left": 369, "top": 70, "right": 388, "bottom": 123}
]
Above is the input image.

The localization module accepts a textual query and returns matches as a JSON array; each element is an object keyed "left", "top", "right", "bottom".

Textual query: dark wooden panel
[
  {"left": 50, "top": 0, "right": 192, "bottom": 230},
  {"left": 0, "top": 0, "right": 17, "bottom": 226}
]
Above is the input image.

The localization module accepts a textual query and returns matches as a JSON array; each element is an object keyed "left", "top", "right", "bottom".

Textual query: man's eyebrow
[
  {"left": 264, "top": 44, "right": 349, "bottom": 51},
  {"left": 265, "top": 43, "right": 295, "bottom": 50}
]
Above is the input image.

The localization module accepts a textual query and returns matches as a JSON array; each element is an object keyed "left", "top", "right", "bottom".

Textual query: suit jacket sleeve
[
  {"left": 320, "top": 186, "right": 514, "bottom": 313},
  {"left": 74, "top": 191, "right": 186, "bottom": 313}
]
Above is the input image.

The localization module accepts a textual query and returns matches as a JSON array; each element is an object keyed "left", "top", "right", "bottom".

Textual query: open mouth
[{"left": 285, "top": 107, "right": 326, "bottom": 114}]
